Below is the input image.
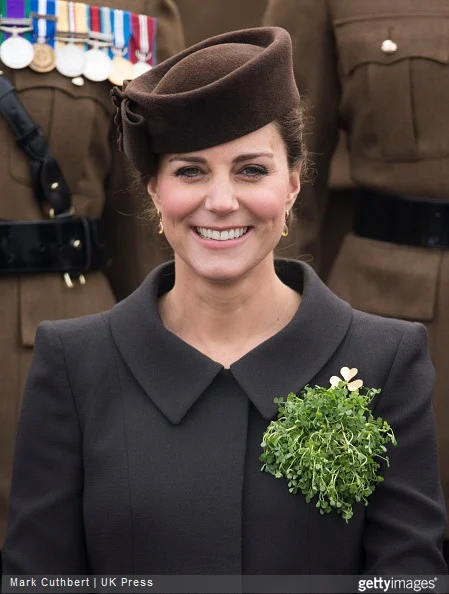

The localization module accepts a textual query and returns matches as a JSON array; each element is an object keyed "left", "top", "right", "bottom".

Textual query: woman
[
  {"left": 263, "top": 0, "right": 449, "bottom": 551},
  {"left": 3, "top": 27, "right": 446, "bottom": 575},
  {"left": 0, "top": 0, "right": 183, "bottom": 563}
]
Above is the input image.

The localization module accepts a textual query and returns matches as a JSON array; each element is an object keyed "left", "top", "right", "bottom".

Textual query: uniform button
[{"left": 381, "top": 39, "right": 398, "bottom": 54}]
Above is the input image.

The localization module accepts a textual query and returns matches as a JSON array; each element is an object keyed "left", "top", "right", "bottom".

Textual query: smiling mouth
[{"left": 195, "top": 226, "right": 250, "bottom": 241}]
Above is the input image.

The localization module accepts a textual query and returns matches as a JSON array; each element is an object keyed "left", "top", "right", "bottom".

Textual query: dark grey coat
[{"left": 3, "top": 260, "right": 447, "bottom": 574}]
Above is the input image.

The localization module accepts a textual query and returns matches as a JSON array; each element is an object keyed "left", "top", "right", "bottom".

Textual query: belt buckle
[{"left": 63, "top": 271, "right": 87, "bottom": 288}]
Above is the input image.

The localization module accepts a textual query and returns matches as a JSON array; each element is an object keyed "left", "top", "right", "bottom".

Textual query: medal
[
  {"left": 130, "top": 12, "right": 155, "bottom": 79},
  {"left": 109, "top": 53, "right": 133, "bottom": 85},
  {"left": 108, "top": 8, "right": 132, "bottom": 85},
  {"left": 55, "top": 41, "right": 85, "bottom": 76},
  {"left": 84, "top": 4, "right": 111, "bottom": 82},
  {"left": 84, "top": 45, "right": 111, "bottom": 81},
  {"left": 0, "top": 0, "right": 34, "bottom": 69},
  {"left": 55, "top": 0, "right": 87, "bottom": 79},
  {"left": 0, "top": 29, "right": 34, "bottom": 68},
  {"left": 29, "top": 40, "right": 55, "bottom": 71},
  {"left": 29, "top": 0, "right": 56, "bottom": 72},
  {"left": 132, "top": 59, "right": 151, "bottom": 78}
]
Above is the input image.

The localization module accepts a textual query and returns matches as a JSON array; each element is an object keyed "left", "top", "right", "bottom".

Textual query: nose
[{"left": 204, "top": 174, "right": 239, "bottom": 215}]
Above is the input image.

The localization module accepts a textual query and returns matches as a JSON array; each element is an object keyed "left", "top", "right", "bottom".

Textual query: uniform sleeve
[
  {"left": 2, "top": 322, "right": 88, "bottom": 573},
  {"left": 263, "top": 0, "right": 340, "bottom": 271},
  {"left": 363, "top": 323, "right": 447, "bottom": 574}
]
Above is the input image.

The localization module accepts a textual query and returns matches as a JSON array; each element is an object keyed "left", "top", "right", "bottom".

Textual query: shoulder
[
  {"left": 344, "top": 308, "right": 433, "bottom": 398},
  {"left": 34, "top": 311, "right": 115, "bottom": 382},
  {"left": 36, "top": 310, "right": 112, "bottom": 349},
  {"left": 350, "top": 307, "right": 430, "bottom": 360},
  {"left": 351, "top": 307, "right": 427, "bottom": 346}
]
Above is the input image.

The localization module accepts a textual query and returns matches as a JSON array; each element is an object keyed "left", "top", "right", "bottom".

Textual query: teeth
[{"left": 196, "top": 227, "right": 248, "bottom": 240}]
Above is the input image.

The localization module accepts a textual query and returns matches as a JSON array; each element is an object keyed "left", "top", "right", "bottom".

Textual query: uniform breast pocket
[
  {"left": 9, "top": 67, "right": 114, "bottom": 198},
  {"left": 335, "top": 13, "right": 449, "bottom": 162}
]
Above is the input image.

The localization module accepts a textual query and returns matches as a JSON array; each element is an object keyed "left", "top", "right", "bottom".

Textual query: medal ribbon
[
  {"left": 30, "top": 0, "right": 56, "bottom": 46},
  {"left": 130, "top": 12, "right": 156, "bottom": 66},
  {"left": 3, "top": 0, "right": 32, "bottom": 40},
  {"left": 87, "top": 2, "right": 99, "bottom": 36},
  {"left": 67, "top": 0, "right": 74, "bottom": 32},
  {"left": 56, "top": 0, "right": 68, "bottom": 51},
  {"left": 73, "top": 0, "right": 87, "bottom": 46},
  {"left": 111, "top": 8, "right": 130, "bottom": 58},
  {"left": 0, "top": 0, "right": 5, "bottom": 42},
  {"left": 100, "top": 6, "right": 112, "bottom": 57},
  {"left": 87, "top": 3, "right": 106, "bottom": 56},
  {"left": 55, "top": 1, "right": 86, "bottom": 50}
]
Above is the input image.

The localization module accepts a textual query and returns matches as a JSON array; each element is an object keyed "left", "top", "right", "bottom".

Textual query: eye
[
  {"left": 174, "top": 166, "right": 203, "bottom": 178},
  {"left": 240, "top": 165, "right": 268, "bottom": 177}
]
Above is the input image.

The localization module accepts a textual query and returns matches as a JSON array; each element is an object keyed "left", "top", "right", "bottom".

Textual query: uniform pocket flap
[
  {"left": 335, "top": 15, "right": 449, "bottom": 76},
  {"left": 328, "top": 233, "right": 441, "bottom": 322},
  {"left": 12, "top": 66, "right": 114, "bottom": 111}
]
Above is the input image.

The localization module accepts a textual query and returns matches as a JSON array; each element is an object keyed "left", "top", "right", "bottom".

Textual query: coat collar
[{"left": 110, "top": 259, "right": 353, "bottom": 425}]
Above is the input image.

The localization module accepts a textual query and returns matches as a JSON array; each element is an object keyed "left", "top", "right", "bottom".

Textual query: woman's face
[{"left": 148, "top": 123, "right": 301, "bottom": 283}]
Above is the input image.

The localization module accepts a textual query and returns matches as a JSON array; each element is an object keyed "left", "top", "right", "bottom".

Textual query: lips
[
  {"left": 195, "top": 226, "right": 249, "bottom": 240},
  {"left": 191, "top": 225, "right": 253, "bottom": 249}
]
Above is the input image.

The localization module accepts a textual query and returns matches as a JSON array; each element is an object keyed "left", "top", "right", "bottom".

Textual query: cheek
[
  {"left": 157, "top": 179, "right": 197, "bottom": 220},
  {"left": 246, "top": 184, "right": 287, "bottom": 220},
  {"left": 156, "top": 177, "right": 288, "bottom": 222}
]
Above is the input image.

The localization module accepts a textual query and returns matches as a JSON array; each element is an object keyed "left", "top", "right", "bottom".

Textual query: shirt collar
[{"left": 110, "top": 259, "right": 353, "bottom": 425}]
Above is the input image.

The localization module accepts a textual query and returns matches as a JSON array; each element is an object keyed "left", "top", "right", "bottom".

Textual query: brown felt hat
[{"left": 111, "top": 27, "right": 300, "bottom": 174}]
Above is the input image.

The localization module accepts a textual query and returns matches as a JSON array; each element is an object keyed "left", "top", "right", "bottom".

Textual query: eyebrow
[{"left": 167, "top": 152, "right": 274, "bottom": 164}]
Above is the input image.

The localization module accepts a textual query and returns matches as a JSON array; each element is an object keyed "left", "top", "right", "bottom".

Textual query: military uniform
[
  {"left": 174, "top": 0, "right": 267, "bottom": 47},
  {"left": 264, "top": 0, "right": 449, "bottom": 535},
  {"left": 0, "top": 0, "right": 184, "bottom": 547}
]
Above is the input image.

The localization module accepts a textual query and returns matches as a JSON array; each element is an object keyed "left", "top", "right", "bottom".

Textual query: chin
[
  {"left": 186, "top": 256, "right": 257, "bottom": 284},
  {"left": 198, "top": 264, "right": 249, "bottom": 284}
]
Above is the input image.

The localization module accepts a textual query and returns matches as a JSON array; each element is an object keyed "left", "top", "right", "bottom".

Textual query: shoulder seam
[
  {"left": 49, "top": 321, "right": 83, "bottom": 432},
  {"left": 371, "top": 325, "right": 410, "bottom": 415}
]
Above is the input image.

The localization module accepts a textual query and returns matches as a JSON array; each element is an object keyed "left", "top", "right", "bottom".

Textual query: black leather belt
[
  {"left": 0, "top": 73, "right": 106, "bottom": 280},
  {"left": 354, "top": 188, "right": 449, "bottom": 249},
  {"left": 0, "top": 218, "right": 105, "bottom": 275}
]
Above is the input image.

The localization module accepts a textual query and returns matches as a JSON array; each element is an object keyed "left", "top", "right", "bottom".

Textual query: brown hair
[{"left": 137, "top": 104, "right": 309, "bottom": 232}]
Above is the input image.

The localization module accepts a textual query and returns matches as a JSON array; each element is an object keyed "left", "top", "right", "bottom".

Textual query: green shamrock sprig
[{"left": 259, "top": 367, "right": 397, "bottom": 521}]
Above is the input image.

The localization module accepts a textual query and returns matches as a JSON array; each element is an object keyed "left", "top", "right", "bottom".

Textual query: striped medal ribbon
[
  {"left": 108, "top": 7, "right": 132, "bottom": 85},
  {"left": 130, "top": 12, "right": 155, "bottom": 78},
  {"left": 84, "top": 3, "right": 112, "bottom": 81},
  {"left": 0, "top": 0, "right": 35, "bottom": 69},
  {"left": 55, "top": 0, "right": 87, "bottom": 79},
  {"left": 29, "top": 0, "right": 56, "bottom": 72}
]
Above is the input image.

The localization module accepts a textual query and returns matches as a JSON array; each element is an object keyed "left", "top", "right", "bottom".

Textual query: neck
[{"left": 158, "top": 256, "right": 301, "bottom": 354}]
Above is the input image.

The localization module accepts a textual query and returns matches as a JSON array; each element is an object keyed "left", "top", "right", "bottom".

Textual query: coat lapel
[
  {"left": 231, "top": 259, "right": 353, "bottom": 420},
  {"left": 109, "top": 263, "right": 223, "bottom": 424},
  {"left": 110, "top": 259, "right": 353, "bottom": 424}
]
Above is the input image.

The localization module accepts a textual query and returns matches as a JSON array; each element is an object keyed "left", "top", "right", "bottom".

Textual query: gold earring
[
  {"left": 157, "top": 209, "right": 164, "bottom": 235},
  {"left": 281, "top": 210, "right": 290, "bottom": 237}
]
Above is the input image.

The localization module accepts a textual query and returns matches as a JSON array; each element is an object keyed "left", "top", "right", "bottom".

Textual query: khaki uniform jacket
[
  {"left": 263, "top": 0, "right": 449, "bottom": 532},
  {"left": 174, "top": 0, "right": 267, "bottom": 47},
  {"left": 0, "top": 0, "right": 184, "bottom": 546}
]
